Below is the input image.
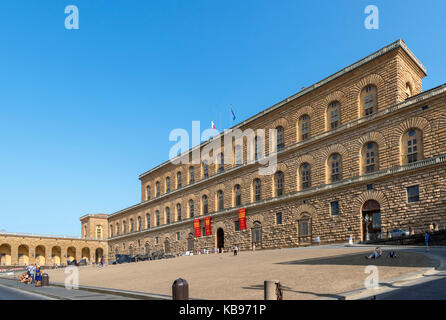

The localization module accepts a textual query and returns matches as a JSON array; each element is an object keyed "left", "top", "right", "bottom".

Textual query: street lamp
[{"left": 363, "top": 215, "right": 372, "bottom": 241}]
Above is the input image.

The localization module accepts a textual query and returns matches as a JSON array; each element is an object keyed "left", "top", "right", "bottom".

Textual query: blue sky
[{"left": 0, "top": 0, "right": 444, "bottom": 236}]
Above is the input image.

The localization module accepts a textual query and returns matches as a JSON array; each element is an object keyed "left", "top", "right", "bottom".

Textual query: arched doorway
[
  {"left": 362, "top": 200, "right": 382, "bottom": 241},
  {"left": 217, "top": 228, "right": 224, "bottom": 253},
  {"left": 81, "top": 247, "right": 90, "bottom": 262},
  {"left": 164, "top": 239, "right": 171, "bottom": 254},
  {"left": 187, "top": 233, "right": 194, "bottom": 252},
  {"left": 0, "top": 244, "right": 12, "bottom": 266},
  {"left": 251, "top": 221, "right": 262, "bottom": 249},
  {"left": 95, "top": 248, "right": 104, "bottom": 263},
  {"left": 18, "top": 245, "right": 29, "bottom": 266},
  {"left": 51, "top": 246, "right": 62, "bottom": 266},
  {"left": 67, "top": 247, "right": 76, "bottom": 263},
  {"left": 145, "top": 242, "right": 150, "bottom": 255},
  {"left": 35, "top": 246, "right": 46, "bottom": 265}
]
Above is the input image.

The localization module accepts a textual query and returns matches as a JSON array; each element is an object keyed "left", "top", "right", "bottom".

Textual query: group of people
[
  {"left": 365, "top": 247, "right": 398, "bottom": 260},
  {"left": 19, "top": 264, "right": 43, "bottom": 287}
]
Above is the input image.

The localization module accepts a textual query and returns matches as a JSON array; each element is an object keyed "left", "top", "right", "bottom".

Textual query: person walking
[
  {"left": 34, "top": 265, "right": 42, "bottom": 287},
  {"left": 100, "top": 256, "right": 104, "bottom": 267},
  {"left": 425, "top": 232, "right": 430, "bottom": 251}
]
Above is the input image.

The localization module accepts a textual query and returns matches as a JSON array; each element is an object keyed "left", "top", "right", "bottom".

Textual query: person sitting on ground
[
  {"left": 365, "top": 247, "right": 382, "bottom": 260},
  {"left": 387, "top": 250, "right": 397, "bottom": 258}
]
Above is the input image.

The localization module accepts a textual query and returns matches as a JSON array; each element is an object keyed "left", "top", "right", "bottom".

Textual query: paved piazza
[{"left": 45, "top": 246, "right": 432, "bottom": 300}]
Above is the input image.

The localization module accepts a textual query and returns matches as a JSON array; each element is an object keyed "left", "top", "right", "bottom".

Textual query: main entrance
[
  {"left": 362, "top": 200, "right": 382, "bottom": 241},
  {"left": 217, "top": 228, "right": 224, "bottom": 253}
]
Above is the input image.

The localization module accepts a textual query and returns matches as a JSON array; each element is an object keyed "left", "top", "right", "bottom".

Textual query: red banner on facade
[
  {"left": 238, "top": 208, "right": 247, "bottom": 230},
  {"left": 194, "top": 219, "right": 201, "bottom": 237},
  {"left": 204, "top": 216, "right": 212, "bottom": 236}
]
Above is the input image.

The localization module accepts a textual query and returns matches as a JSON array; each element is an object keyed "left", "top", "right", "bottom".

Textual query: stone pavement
[
  {"left": 45, "top": 245, "right": 434, "bottom": 300},
  {"left": 0, "top": 278, "right": 137, "bottom": 300}
]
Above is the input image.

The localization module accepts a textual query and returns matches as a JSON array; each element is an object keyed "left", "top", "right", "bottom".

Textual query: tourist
[
  {"left": 425, "top": 232, "right": 430, "bottom": 251},
  {"left": 100, "top": 256, "right": 104, "bottom": 267},
  {"left": 34, "top": 265, "right": 42, "bottom": 287},
  {"left": 365, "top": 247, "right": 382, "bottom": 260},
  {"left": 233, "top": 245, "right": 238, "bottom": 256}
]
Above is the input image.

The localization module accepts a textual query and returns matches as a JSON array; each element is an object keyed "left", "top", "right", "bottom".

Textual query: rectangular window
[
  {"left": 367, "top": 184, "right": 374, "bottom": 190},
  {"left": 176, "top": 232, "right": 180, "bottom": 241},
  {"left": 407, "top": 186, "right": 420, "bottom": 203},
  {"left": 330, "top": 201, "right": 340, "bottom": 216},
  {"left": 234, "top": 220, "right": 240, "bottom": 231},
  {"left": 201, "top": 226, "right": 206, "bottom": 237},
  {"left": 155, "top": 237, "right": 159, "bottom": 245},
  {"left": 276, "top": 212, "right": 282, "bottom": 225}
]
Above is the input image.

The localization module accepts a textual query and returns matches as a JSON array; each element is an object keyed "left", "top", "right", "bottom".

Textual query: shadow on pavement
[
  {"left": 241, "top": 284, "right": 344, "bottom": 300},
  {"left": 276, "top": 251, "right": 432, "bottom": 268}
]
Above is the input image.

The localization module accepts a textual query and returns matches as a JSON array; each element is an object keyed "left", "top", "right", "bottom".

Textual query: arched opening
[
  {"left": 35, "top": 245, "right": 46, "bottom": 265},
  {"left": 18, "top": 245, "right": 29, "bottom": 266},
  {"left": 67, "top": 247, "right": 76, "bottom": 263},
  {"left": 164, "top": 239, "right": 171, "bottom": 254},
  {"left": 0, "top": 244, "right": 12, "bottom": 266},
  {"left": 51, "top": 246, "right": 62, "bottom": 266},
  {"left": 217, "top": 228, "right": 224, "bottom": 253},
  {"left": 251, "top": 222, "right": 262, "bottom": 249},
  {"left": 81, "top": 247, "right": 90, "bottom": 262},
  {"left": 187, "top": 233, "right": 194, "bottom": 252},
  {"left": 362, "top": 200, "right": 382, "bottom": 241},
  {"left": 129, "top": 245, "right": 134, "bottom": 256},
  {"left": 95, "top": 248, "right": 104, "bottom": 263},
  {"left": 145, "top": 242, "right": 150, "bottom": 255}
]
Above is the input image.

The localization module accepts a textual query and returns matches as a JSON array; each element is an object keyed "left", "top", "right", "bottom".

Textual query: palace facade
[{"left": 2, "top": 40, "right": 446, "bottom": 265}]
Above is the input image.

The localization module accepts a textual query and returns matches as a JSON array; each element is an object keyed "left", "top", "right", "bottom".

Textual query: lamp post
[{"left": 363, "top": 215, "right": 372, "bottom": 241}]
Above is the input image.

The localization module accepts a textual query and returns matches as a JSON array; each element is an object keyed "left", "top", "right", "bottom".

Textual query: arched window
[
  {"left": 255, "top": 136, "right": 263, "bottom": 160},
  {"left": 276, "top": 171, "right": 284, "bottom": 197},
  {"left": 362, "top": 142, "right": 379, "bottom": 173},
  {"left": 217, "top": 190, "right": 224, "bottom": 211},
  {"left": 327, "top": 101, "right": 340, "bottom": 130},
  {"left": 166, "top": 177, "right": 171, "bottom": 193},
  {"left": 218, "top": 153, "right": 224, "bottom": 173},
  {"left": 189, "top": 199, "right": 194, "bottom": 218},
  {"left": 298, "top": 214, "right": 312, "bottom": 239},
  {"left": 138, "top": 216, "right": 142, "bottom": 231},
  {"left": 146, "top": 186, "right": 151, "bottom": 201},
  {"left": 146, "top": 213, "right": 151, "bottom": 229},
  {"left": 234, "top": 145, "right": 243, "bottom": 166},
  {"left": 299, "top": 115, "right": 310, "bottom": 141},
  {"left": 202, "top": 195, "right": 208, "bottom": 214},
  {"left": 234, "top": 185, "right": 242, "bottom": 206},
  {"left": 254, "top": 179, "right": 261, "bottom": 202},
  {"left": 130, "top": 219, "right": 134, "bottom": 233},
  {"left": 123, "top": 221, "right": 127, "bottom": 234},
  {"left": 329, "top": 153, "right": 342, "bottom": 182},
  {"left": 252, "top": 221, "right": 262, "bottom": 246},
  {"left": 176, "top": 203, "right": 182, "bottom": 221},
  {"left": 189, "top": 166, "right": 195, "bottom": 184},
  {"left": 361, "top": 85, "right": 377, "bottom": 116},
  {"left": 276, "top": 126, "right": 284, "bottom": 151},
  {"left": 177, "top": 172, "right": 182, "bottom": 189},
  {"left": 203, "top": 160, "right": 209, "bottom": 179},
  {"left": 156, "top": 210, "right": 160, "bottom": 226},
  {"left": 300, "top": 163, "right": 311, "bottom": 189},
  {"left": 156, "top": 181, "right": 160, "bottom": 197},
  {"left": 116, "top": 223, "right": 120, "bottom": 236},
  {"left": 402, "top": 129, "right": 423, "bottom": 164},
  {"left": 165, "top": 207, "right": 170, "bottom": 224},
  {"left": 110, "top": 225, "right": 113, "bottom": 237}
]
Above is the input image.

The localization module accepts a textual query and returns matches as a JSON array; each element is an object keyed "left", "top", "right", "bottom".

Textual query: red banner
[
  {"left": 194, "top": 219, "right": 201, "bottom": 237},
  {"left": 204, "top": 216, "right": 212, "bottom": 236},
  {"left": 238, "top": 208, "right": 247, "bottom": 230}
]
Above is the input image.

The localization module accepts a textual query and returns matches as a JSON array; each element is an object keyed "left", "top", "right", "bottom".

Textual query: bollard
[
  {"left": 41, "top": 273, "right": 49, "bottom": 287},
  {"left": 172, "top": 278, "right": 189, "bottom": 300},
  {"left": 264, "top": 280, "right": 283, "bottom": 300}
]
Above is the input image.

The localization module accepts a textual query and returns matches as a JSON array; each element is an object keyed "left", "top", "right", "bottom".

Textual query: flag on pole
[
  {"left": 230, "top": 106, "right": 236, "bottom": 121},
  {"left": 211, "top": 119, "right": 216, "bottom": 130}
]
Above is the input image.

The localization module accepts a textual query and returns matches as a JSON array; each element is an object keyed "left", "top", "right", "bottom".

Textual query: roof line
[{"left": 138, "top": 39, "right": 426, "bottom": 180}]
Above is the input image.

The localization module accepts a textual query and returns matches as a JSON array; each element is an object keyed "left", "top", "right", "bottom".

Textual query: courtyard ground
[{"left": 45, "top": 246, "right": 433, "bottom": 300}]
